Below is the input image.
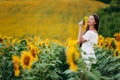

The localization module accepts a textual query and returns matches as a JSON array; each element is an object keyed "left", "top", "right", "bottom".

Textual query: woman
[{"left": 78, "top": 14, "right": 99, "bottom": 71}]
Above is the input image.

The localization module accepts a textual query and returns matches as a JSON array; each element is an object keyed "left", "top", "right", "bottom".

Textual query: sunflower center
[
  {"left": 24, "top": 56, "right": 30, "bottom": 65},
  {"left": 0, "top": 38, "right": 3, "bottom": 43},
  {"left": 31, "top": 49, "right": 36, "bottom": 57}
]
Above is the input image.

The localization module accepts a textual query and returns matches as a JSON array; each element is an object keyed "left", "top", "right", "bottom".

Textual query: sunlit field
[
  {"left": 0, "top": 32, "right": 120, "bottom": 79},
  {"left": 2, "top": 0, "right": 120, "bottom": 80},
  {"left": 0, "top": 0, "right": 107, "bottom": 41}
]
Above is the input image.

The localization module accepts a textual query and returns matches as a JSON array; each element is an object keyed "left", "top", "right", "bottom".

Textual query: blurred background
[{"left": 0, "top": 0, "right": 119, "bottom": 41}]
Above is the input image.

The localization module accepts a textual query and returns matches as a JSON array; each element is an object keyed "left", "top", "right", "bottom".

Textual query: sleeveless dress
[{"left": 81, "top": 30, "right": 98, "bottom": 71}]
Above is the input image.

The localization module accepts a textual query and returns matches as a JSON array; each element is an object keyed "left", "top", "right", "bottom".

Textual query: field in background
[{"left": 0, "top": 0, "right": 107, "bottom": 41}]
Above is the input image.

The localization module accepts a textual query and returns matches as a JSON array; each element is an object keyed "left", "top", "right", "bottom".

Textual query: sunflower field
[
  {"left": 0, "top": 32, "right": 120, "bottom": 80},
  {"left": 0, "top": 0, "right": 120, "bottom": 80}
]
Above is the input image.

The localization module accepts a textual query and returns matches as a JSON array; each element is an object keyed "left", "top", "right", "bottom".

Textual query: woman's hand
[{"left": 78, "top": 20, "right": 83, "bottom": 27}]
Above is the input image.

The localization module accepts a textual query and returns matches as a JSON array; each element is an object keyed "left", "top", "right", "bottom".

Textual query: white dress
[{"left": 81, "top": 30, "right": 98, "bottom": 70}]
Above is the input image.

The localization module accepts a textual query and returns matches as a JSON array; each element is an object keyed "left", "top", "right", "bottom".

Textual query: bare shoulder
[{"left": 88, "top": 30, "right": 98, "bottom": 34}]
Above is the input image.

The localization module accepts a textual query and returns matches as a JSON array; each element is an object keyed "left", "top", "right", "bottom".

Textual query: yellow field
[{"left": 0, "top": 0, "right": 107, "bottom": 41}]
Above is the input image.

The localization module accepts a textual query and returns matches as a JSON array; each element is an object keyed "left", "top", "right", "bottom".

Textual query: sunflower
[
  {"left": 12, "top": 55, "right": 20, "bottom": 77},
  {"left": 29, "top": 44, "right": 39, "bottom": 62},
  {"left": 104, "top": 37, "right": 115, "bottom": 50},
  {"left": 69, "top": 62, "right": 78, "bottom": 72},
  {"left": 3, "top": 36, "right": 13, "bottom": 44},
  {"left": 66, "top": 45, "right": 80, "bottom": 72},
  {"left": 115, "top": 41, "right": 120, "bottom": 52},
  {"left": 79, "top": 16, "right": 88, "bottom": 32},
  {"left": 98, "top": 35, "right": 104, "bottom": 48},
  {"left": 114, "top": 32, "right": 120, "bottom": 41},
  {"left": 38, "top": 41, "right": 44, "bottom": 48},
  {"left": 0, "top": 37, "right": 3, "bottom": 43},
  {"left": 83, "top": 16, "right": 88, "bottom": 27},
  {"left": 66, "top": 38, "right": 78, "bottom": 48},
  {"left": 66, "top": 47, "right": 74, "bottom": 64},
  {"left": 20, "top": 51, "right": 33, "bottom": 70}
]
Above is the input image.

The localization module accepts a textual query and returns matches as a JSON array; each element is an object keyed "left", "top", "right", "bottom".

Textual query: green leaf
[
  {"left": 63, "top": 70, "right": 74, "bottom": 74},
  {"left": 107, "top": 63, "right": 120, "bottom": 72},
  {"left": 36, "top": 63, "right": 47, "bottom": 69},
  {"left": 0, "top": 75, "right": 2, "bottom": 78},
  {"left": 101, "top": 76, "right": 112, "bottom": 80},
  {"left": 85, "top": 71, "right": 100, "bottom": 80},
  {"left": 26, "top": 76, "right": 36, "bottom": 80},
  {"left": 50, "top": 71, "right": 60, "bottom": 79},
  {"left": 114, "top": 73, "right": 120, "bottom": 79},
  {"left": 69, "top": 77, "right": 80, "bottom": 80}
]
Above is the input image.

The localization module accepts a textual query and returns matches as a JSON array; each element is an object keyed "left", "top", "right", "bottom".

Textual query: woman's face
[{"left": 88, "top": 15, "right": 96, "bottom": 26}]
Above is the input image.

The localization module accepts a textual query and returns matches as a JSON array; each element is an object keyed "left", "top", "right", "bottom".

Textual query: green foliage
[
  {"left": 0, "top": 39, "right": 27, "bottom": 80},
  {"left": 0, "top": 39, "right": 67, "bottom": 80},
  {"left": 93, "top": 47, "right": 120, "bottom": 80},
  {"left": 97, "top": 3, "right": 120, "bottom": 37},
  {"left": 0, "top": 38, "right": 120, "bottom": 80},
  {"left": 23, "top": 42, "right": 66, "bottom": 80},
  {"left": 111, "top": 0, "right": 120, "bottom": 5},
  {"left": 97, "top": 0, "right": 120, "bottom": 4},
  {"left": 97, "top": 0, "right": 112, "bottom": 4},
  {"left": 63, "top": 51, "right": 111, "bottom": 80}
]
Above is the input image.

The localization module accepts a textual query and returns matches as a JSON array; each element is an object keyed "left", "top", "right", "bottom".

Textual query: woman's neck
[
  {"left": 89, "top": 26, "right": 98, "bottom": 33},
  {"left": 89, "top": 26, "right": 96, "bottom": 31}
]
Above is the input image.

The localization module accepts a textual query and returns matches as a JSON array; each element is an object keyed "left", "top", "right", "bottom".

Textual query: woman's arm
[{"left": 78, "top": 21, "right": 87, "bottom": 44}]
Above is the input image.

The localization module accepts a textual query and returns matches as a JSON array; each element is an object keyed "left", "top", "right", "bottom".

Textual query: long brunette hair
[
  {"left": 80, "top": 14, "right": 99, "bottom": 47},
  {"left": 84, "top": 14, "right": 99, "bottom": 34}
]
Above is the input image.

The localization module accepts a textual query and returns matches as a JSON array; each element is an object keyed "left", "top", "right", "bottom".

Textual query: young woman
[{"left": 78, "top": 14, "right": 99, "bottom": 71}]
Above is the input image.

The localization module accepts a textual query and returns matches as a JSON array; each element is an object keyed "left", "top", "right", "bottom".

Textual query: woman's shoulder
[{"left": 87, "top": 30, "right": 98, "bottom": 35}]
